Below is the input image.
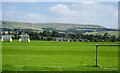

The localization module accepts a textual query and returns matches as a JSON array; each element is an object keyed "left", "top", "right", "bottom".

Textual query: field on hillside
[
  {"left": 84, "top": 31, "right": 118, "bottom": 37},
  {"left": 2, "top": 41, "right": 118, "bottom": 71}
]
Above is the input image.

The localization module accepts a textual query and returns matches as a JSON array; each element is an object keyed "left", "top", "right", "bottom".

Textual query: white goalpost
[
  {"left": 95, "top": 44, "right": 119, "bottom": 67},
  {"left": 1, "top": 35, "right": 12, "bottom": 42}
]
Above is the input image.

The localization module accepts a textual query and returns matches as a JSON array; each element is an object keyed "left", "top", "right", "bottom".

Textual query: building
[
  {"left": 52, "top": 37, "right": 63, "bottom": 41},
  {"left": 19, "top": 33, "right": 30, "bottom": 42},
  {"left": 63, "top": 38, "right": 70, "bottom": 42},
  {"left": 1, "top": 35, "right": 12, "bottom": 42}
]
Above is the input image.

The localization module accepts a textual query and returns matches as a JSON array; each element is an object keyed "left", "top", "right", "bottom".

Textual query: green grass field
[{"left": 2, "top": 41, "right": 118, "bottom": 71}]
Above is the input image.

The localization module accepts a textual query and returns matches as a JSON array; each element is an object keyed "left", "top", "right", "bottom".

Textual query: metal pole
[{"left": 96, "top": 44, "right": 98, "bottom": 67}]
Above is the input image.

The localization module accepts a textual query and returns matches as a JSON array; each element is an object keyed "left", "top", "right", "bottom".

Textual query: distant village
[{"left": 1, "top": 28, "right": 120, "bottom": 42}]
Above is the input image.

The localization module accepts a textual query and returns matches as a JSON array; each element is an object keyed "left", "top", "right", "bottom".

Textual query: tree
[
  {"left": 103, "top": 32, "right": 109, "bottom": 41},
  {"left": 110, "top": 35, "right": 116, "bottom": 42},
  {"left": 52, "top": 31, "right": 60, "bottom": 37},
  {"left": 117, "top": 36, "right": 120, "bottom": 41},
  {"left": 43, "top": 31, "right": 51, "bottom": 37}
]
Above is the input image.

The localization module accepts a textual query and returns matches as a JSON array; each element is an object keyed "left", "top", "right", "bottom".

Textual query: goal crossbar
[
  {"left": 95, "top": 44, "right": 119, "bottom": 67},
  {"left": 96, "top": 44, "right": 120, "bottom": 46}
]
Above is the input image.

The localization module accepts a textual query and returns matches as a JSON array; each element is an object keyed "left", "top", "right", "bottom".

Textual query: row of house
[{"left": 42, "top": 37, "right": 89, "bottom": 42}]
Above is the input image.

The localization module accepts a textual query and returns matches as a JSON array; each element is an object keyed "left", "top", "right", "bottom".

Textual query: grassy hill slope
[{"left": 1, "top": 21, "right": 105, "bottom": 30}]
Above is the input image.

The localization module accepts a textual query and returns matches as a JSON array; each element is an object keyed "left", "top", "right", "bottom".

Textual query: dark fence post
[{"left": 96, "top": 44, "right": 98, "bottom": 67}]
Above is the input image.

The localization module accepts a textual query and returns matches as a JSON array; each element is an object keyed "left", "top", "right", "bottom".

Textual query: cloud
[
  {"left": 73, "top": 2, "right": 118, "bottom": 28},
  {"left": 3, "top": 2, "right": 118, "bottom": 28},
  {"left": 3, "top": 0, "right": 41, "bottom": 2},
  {"left": 22, "top": 12, "right": 48, "bottom": 22},
  {"left": 3, "top": 0, "right": 119, "bottom": 2},
  {"left": 0, "top": 2, "right": 2, "bottom": 21},
  {"left": 3, "top": 10, "right": 49, "bottom": 23},
  {"left": 50, "top": 4, "right": 79, "bottom": 17},
  {"left": 0, "top": 10, "right": 2, "bottom": 21},
  {"left": 8, "top": 5, "right": 18, "bottom": 10},
  {"left": 50, "top": 4, "right": 69, "bottom": 15},
  {"left": 79, "top": 1, "right": 97, "bottom": 5},
  {"left": 3, "top": 4, "right": 50, "bottom": 22},
  {"left": 49, "top": 2, "right": 118, "bottom": 28}
]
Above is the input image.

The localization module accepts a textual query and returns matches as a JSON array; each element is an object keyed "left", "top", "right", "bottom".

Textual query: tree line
[{"left": 11, "top": 31, "right": 120, "bottom": 42}]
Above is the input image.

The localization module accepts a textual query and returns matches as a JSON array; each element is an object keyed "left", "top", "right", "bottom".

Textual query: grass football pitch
[{"left": 2, "top": 40, "right": 118, "bottom": 71}]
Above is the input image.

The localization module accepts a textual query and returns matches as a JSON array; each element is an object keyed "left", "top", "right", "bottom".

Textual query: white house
[
  {"left": 19, "top": 33, "right": 30, "bottom": 42},
  {"left": 1, "top": 35, "right": 12, "bottom": 42}
]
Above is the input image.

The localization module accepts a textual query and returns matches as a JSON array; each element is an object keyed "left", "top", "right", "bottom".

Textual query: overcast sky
[{"left": 2, "top": 1, "right": 118, "bottom": 28}]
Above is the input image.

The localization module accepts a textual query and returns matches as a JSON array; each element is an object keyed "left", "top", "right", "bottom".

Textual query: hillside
[
  {"left": 1, "top": 21, "right": 105, "bottom": 30},
  {"left": 1, "top": 21, "right": 118, "bottom": 35}
]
